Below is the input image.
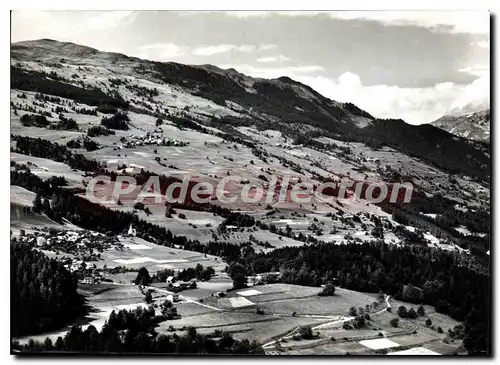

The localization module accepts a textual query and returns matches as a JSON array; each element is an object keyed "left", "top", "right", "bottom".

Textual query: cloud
[
  {"left": 218, "top": 10, "right": 489, "bottom": 34},
  {"left": 256, "top": 55, "right": 291, "bottom": 63},
  {"left": 191, "top": 44, "right": 276, "bottom": 56},
  {"left": 259, "top": 44, "right": 277, "bottom": 51},
  {"left": 11, "top": 10, "right": 139, "bottom": 43},
  {"left": 329, "top": 11, "right": 489, "bottom": 35},
  {"left": 338, "top": 72, "right": 362, "bottom": 88},
  {"left": 191, "top": 44, "right": 233, "bottom": 56},
  {"left": 218, "top": 64, "right": 325, "bottom": 78},
  {"left": 85, "top": 11, "right": 137, "bottom": 31},
  {"left": 219, "top": 11, "right": 324, "bottom": 18},
  {"left": 135, "top": 43, "right": 185, "bottom": 61},
  {"left": 296, "top": 71, "right": 489, "bottom": 124}
]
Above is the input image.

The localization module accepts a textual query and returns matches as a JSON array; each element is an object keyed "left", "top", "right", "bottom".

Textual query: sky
[{"left": 11, "top": 10, "right": 490, "bottom": 124}]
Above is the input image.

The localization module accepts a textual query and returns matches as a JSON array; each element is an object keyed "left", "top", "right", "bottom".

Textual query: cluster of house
[
  {"left": 122, "top": 132, "right": 188, "bottom": 148},
  {"left": 246, "top": 274, "right": 264, "bottom": 286},
  {"left": 275, "top": 142, "right": 302, "bottom": 150},
  {"left": 18, "top": 228, "right": 121, "bottom": 284},
  {"left": 165, "top": 276, "right": 197, "bottom": 293},
  {"left": 20, "top": 228, "right": 117, "bottom": 254},
  {"left": 336, "top": 152, "right": 381, "bottom": 165},
  {"left": 81, "top": 273, "right": 102, "bottom": 285}
]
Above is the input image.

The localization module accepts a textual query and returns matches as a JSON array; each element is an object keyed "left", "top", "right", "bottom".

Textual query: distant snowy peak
[
  {"left": 431, "top": 109, "right": 490, "bottom": 142},
  {"left": 447, "top": 99, "right": 490, "bottom": 117}
]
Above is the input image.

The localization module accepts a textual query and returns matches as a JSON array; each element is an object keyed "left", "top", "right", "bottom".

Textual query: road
[{"left": 144, "top": 285, "right": 224, "bottom": 312}]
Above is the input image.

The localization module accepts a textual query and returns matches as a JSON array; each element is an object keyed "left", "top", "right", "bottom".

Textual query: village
[
  {"left": 11, "top": 223, "right": 215, "bottom": 291},
  {"left": 119, "top": 131, "right": 189, "bottom": 149}
]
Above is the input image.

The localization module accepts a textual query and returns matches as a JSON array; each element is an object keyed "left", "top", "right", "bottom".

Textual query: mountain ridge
[{"left": 11, "top": 38, "right": 490, "bottom": 181}]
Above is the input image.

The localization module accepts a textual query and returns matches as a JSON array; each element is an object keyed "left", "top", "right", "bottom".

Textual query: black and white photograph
[{"left": 9, "top": 8, "right": 491, "bottom": 357}]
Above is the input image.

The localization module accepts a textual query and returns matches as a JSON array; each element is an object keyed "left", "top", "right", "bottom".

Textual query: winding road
[{"left": 262, "top": 295, "right": 393, "bottom": 348}]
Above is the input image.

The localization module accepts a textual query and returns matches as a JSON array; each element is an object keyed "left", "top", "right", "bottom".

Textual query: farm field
[
  {"left": 80, "top": 235, "right": 227, "bottom": 273},
  {"left": 11, "top": 152, "right": 85, "bottom": 187}
]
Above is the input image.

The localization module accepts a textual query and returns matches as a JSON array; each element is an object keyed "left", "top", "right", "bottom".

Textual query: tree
[
  {"left": 435, "top": 299, "right": 449, "bottom": 314},
  {"left": 425, "top": 318, "right": 432, "bottom": 326},
  {"left": 42, "top": 198, "right": 51, "bottom": 213},
  {"left": 407, "top": 308, "right": 418, "bottom": 319},
  {"left": 156, "top": 118, "right": 164, "bottom": 127},
  {"left": 299, "top": 325, "right": 313, "bottom": 339},
  {"left": 134, "top": 267, "right": 151, "bottom": 286},
  {"left": 377, "top": 290, "right": 385, "bottom": 302},
  {"left": 160, "top": 299, "right": 177, "bottom": 319},
  {"left": 349, "top": 306, "right": 357, "bottom": 317},
  {"left": 417, "top": 305, "right": 426, "bottom": 316},
  {"left": 318, "top": 282, "right": 335, "bottom": 296},
  {"left": 134, "top": 202, "right": 145, "bottom": 211},
  {"left": 342, "top": 322, "right": 353, "bottom": 330},
  {"left": 43, "top": 337, "right": 53, "bottom": 349},
  {"left": 437, "top": 327, "right": 443, "bottom": 333},
  {"left": 161, "top": 299, "right": 173, "bottom": 310},
  {"left": 390, "top": 318, "right": 399, "bottom": 327},
  {"left": 227, "top": 262, "right": 248, "bottom": 289},
  {"left": 144, "top": 291, "right": 153, "bottom": 304},
  {"left": 402, "top": 284, "right": 424, "bottom": 302},
  {"left": 397, "top": 306, "right": 408, "bottom": 318},
  {"left": 33, "top": 193, "right": 43, "bottom": 213},
  {"left": 354, "top": 315, "right": 366, "bottom": 328},
  {"left": 55, "top": 337, "right": 64, "bottom": 350}
]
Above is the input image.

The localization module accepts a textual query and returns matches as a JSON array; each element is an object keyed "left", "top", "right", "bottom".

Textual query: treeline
[
  {"left": 13, "top": 307, "right": 263, "bottom": 354},
  {"left": 20, "top": 114, "right": 50, "bottom": 128},
  {"left": 400, "top": 192, "right": 489, "bottom": 234},
  {"left": 12, "top": 135, "right": 102, "bottom": 171},
  {"left": 152, "top": 264, "right": 215, "bottom": 283},
  {"left": 11, "top": 241, "right": 85, "bottom": 337},
  {"left": 233, "top": 241, "right": 489, "bottom": 355},
  {"left": 53, "top": 113, "right": 79, "bottom": 131},
  {"left": 125, "top": 83, "right": 159, "bottom": 99},
  {"left": 87, "top": 125, "right": 115, "bottom": 137},
  {"left": 342, "top": 102, "right": 374, "bottom": 119},
  {"left": 11, "top": 165, "right": 63, "bottom": 199},
  {"left": 100, "top": 111, "right": 130, "bottom": 130},
  {"left": 19, "top": 112, "right": 79, "bottom": 131},
  {"left": 436, "top": 208, "right": 490, "bottom": 235}
]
